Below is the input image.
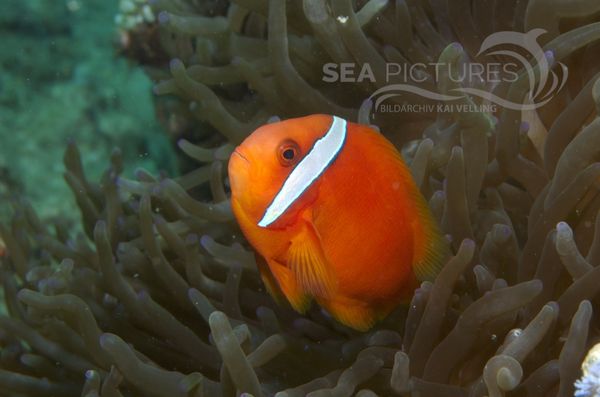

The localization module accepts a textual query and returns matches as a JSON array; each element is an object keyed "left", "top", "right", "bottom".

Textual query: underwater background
[
  {"left": 1, "top": 0, "right": 600, "bottom": 396},
  {"left": 0, "top": 0, "right": 176, "bottom": 224}
]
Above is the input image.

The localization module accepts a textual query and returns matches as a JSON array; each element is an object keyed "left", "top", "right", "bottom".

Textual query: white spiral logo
[{"left": 368, "top": 29, "right": 568, "bottom": 113}]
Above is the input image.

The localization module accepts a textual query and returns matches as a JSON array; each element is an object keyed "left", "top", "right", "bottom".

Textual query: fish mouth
[{"left": 232, "top": 149, "right": 250, "bottom": 164}]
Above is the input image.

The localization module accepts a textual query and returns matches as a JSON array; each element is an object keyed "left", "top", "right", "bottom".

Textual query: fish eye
[
  {"left": 283, "top": 148, "right": 294, "bottom": 160},
  {"left": 277, "top": 140, "right": 300, "bottom": 166}
]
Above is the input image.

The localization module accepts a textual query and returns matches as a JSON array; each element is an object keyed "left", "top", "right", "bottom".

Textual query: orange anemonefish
[{"left": 228, "top": 114, "right": 448, "bottom": 331}]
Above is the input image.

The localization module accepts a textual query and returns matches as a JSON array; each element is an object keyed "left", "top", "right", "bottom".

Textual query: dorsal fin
[
  {"left": 366, "top": 128, "right": 450, "bottom": 281},
  {"left": 410, "top": 184, "right": 450, "bottom": 282}
]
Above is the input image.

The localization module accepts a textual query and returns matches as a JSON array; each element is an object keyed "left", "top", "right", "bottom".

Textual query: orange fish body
[{"left": 228, "top": 114, "right": 447, "bottom": 331}]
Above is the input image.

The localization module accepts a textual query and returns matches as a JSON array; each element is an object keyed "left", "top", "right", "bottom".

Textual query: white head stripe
[{"left": 258, "top": 116, "right": 347, "bottom": 228}]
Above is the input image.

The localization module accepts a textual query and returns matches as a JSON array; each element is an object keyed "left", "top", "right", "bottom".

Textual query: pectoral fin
[
  {"left": 287, "top": 220, "right": 337, "bottom": 299},
  {"left": 266, "top": 258, "right": 311, "bottom": 313}
]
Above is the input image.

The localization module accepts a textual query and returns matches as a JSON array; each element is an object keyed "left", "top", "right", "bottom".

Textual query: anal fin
[{"left": 322, "top": 297, "right": 377, "bottom": 332}]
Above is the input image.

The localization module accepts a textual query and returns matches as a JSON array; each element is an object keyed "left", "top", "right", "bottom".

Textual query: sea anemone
[{"left": 1, "top": 0, "right": 600, "bottom": 396}]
